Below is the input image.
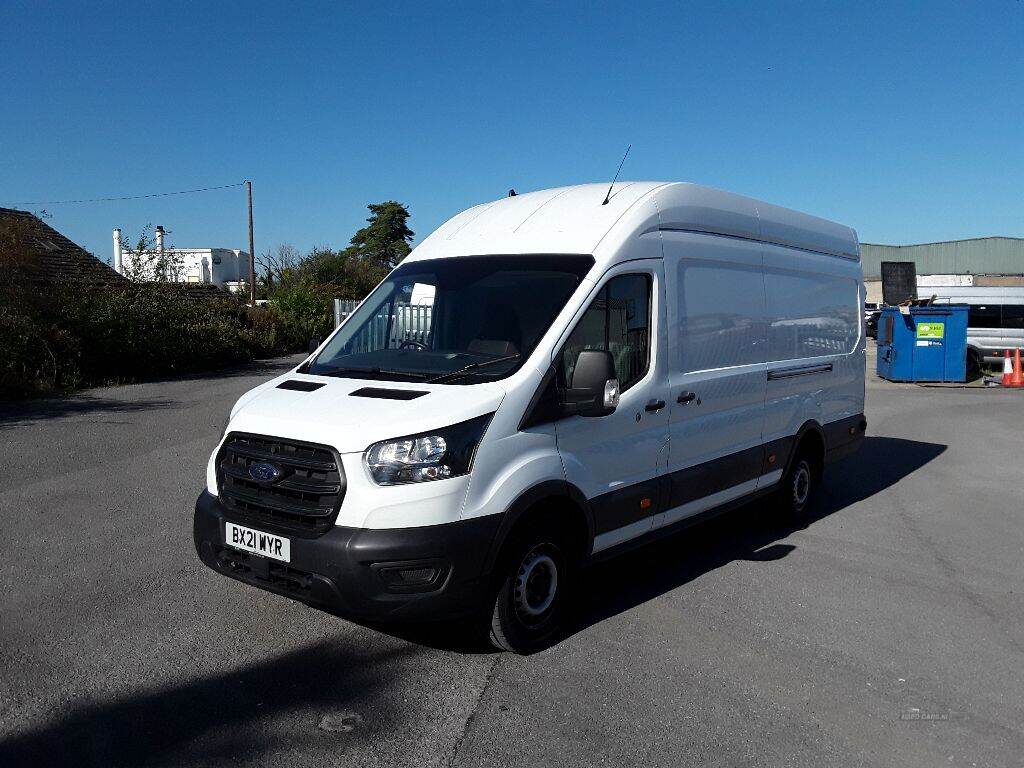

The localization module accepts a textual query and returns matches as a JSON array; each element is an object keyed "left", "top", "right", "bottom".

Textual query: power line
[{"left": 11, "top": 181, "right": 247, "bottom": 206}]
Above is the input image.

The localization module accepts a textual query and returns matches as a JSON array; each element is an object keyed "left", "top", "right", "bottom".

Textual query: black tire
[
  {"left": 488, "top": 528, "right": 571, "bottom": 654},
  {"left": 776, "top": 449, "right": 819, "bottom": 520},
  {"left": 966, "top": 349, "right": 981, "bottom": 380}
]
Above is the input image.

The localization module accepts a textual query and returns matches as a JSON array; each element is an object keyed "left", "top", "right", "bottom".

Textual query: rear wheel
[
  {"left": 488, "top": 529, "right": 571, "bottom": 654},
  {"left": 776, "top": 447, "right": 820, "bottom": 520}
]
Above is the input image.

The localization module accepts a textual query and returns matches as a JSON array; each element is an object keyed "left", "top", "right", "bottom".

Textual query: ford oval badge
[{"left": 248, "top": 461, "right": 282, "bottom": 483}]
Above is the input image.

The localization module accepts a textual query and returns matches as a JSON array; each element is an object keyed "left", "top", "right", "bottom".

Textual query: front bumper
[{"left": 193, "top": 491, "right": 501, "bottom": 621}]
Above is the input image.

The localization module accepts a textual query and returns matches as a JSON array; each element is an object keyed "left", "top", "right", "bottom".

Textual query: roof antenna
[{"left": 601, "top": 144, "right": 631, "bottom": 205}]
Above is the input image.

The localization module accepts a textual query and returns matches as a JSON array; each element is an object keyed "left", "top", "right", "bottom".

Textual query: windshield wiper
[
  {"left": 317, "top": 366, "right": 433, "bottom": 379},
  {"left": 427, "top": 354, "right": 521, "bottom": 384}
]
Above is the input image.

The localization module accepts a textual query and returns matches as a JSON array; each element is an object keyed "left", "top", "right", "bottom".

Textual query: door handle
[
  {"left": 644, "top": 399, "right": 666, "bottom": 412},
  {"left": 677, "top": 391, "right": 697, "bottom": 404}
]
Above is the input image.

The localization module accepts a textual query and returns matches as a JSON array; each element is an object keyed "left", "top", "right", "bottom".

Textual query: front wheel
[{"left": 488, "top": 531, "right": 571, "bottom": 654}]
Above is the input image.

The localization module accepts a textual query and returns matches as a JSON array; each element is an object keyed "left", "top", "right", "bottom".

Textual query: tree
[
  {"left": 257, "top": 201, "right": 413, "bottom": 309},
  {"left": 300, "top": 246, "right": 353, "bottom": 286},
  {"left": 347, "top": 201, "right": 414, "bottom": 270},
  {"left": 298, "top": 246, "right": 387, "bottom": 300},
  {"left": 119, "top": 225, "right": 184, "bottom": 282},
  {"left": 257, "top": 243, "right": 302, "bottom": 291}
]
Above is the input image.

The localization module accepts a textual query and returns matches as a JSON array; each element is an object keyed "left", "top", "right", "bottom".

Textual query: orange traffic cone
[
  {"left": 1002, "top": 349, "right": 1014, "bottom": 386},
  {"left": 1010, "top": 348, "right": 1024, "bottom": 388}
]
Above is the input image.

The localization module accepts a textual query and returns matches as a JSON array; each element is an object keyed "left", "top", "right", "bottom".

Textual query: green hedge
[
  {"left": 265, "top": 282, "right": 336, "bottom": 348},
  {"left": 0, "top": 282, "right": 319, "bottom": 398}
]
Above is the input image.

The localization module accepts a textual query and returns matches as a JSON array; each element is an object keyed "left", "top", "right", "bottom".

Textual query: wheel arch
[
  {"left": 482, "top": 480, "right": 594, "bottom": 576},
  {"left": 787, "top": 420, "right": 826, "bottom": 479}
]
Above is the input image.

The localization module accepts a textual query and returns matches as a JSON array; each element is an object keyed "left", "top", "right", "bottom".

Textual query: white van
[
  {"left": 924, "top": 287, "right": 1024, "bottom": 374},
  {"left": 194, "top": 182, "right": 866, "bottom": 652}
]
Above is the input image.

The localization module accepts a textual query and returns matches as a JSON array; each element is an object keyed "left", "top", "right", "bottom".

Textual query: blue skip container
[{"left": 876, "top": 305, "right": 969, "bottom": 383}]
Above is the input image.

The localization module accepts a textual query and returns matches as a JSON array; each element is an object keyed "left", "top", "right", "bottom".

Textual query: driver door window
[{"left": 561, "top": 274, "right": 651, "bottom": 390}]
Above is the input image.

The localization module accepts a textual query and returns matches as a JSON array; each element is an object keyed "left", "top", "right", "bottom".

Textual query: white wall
[{"left": 119, "top": 248, "right": 250, "bottom": 287}]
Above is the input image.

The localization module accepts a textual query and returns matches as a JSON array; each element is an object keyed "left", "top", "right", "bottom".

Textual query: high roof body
[{"left": 409, "top": 182, "right": 859, "bottom": 267}]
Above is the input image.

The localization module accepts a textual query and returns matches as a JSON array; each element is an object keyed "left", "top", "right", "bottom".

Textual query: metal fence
[
  {"left": 333, "top": 299, "right": 433, "bottom": 352},
  {"left": 333, "top": 299, "right": 359, "bottom": 328}
]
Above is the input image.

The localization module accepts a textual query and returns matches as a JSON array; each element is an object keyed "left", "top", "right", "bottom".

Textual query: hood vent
[
  {"left": 350, "top": 387, "right": 428, "bottom": 401},
  {"left": 277, "top": 380, "right": 325, "bottom": 392}
]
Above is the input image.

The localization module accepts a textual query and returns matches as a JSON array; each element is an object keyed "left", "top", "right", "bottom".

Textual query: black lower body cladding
[
  {"left": 824, "top": 413, "right": 867, "bottom": 463},
  {"left": 193, "top": 491, "right": 501, "bottom": 621},
  {"left": 588, "top": 413, "right": 867, "bottom": 536}
]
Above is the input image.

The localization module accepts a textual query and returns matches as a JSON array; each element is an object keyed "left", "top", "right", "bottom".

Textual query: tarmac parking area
[{"left": 1, "top": 352, "right": 1021, "bottom": 767}]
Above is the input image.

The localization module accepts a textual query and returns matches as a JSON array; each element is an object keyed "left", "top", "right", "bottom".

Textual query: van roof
[{"left": 409, "top": 182, "right": 860, "bottom": 264}]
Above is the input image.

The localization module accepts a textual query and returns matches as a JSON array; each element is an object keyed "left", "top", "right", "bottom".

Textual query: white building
[{"left": 112, "top": 227, "right": 251, "bottom": 292}]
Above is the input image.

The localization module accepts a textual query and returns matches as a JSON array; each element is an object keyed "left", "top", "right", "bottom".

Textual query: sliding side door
[{"left": 657, "top": 232, "right": 769, "bottom": 529}]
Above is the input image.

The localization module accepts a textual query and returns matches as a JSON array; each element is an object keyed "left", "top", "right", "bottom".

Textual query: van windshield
[{"left": 306, "top": 255, "right": 594, "bottom": 384}]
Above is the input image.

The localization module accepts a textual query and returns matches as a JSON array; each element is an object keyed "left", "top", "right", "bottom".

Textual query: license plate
[{"left": 225, "top": 522, "right": 291, "bottom": 563}]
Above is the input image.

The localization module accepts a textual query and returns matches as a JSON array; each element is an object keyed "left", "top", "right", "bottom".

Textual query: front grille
[{"left": 217, "top": 432, "right": 345, "bottom": 536}]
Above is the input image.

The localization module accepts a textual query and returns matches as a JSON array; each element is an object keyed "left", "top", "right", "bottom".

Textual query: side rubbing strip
[
  {"left": 591, "top": 468, "right": 784, "bottom": 554},
  {"left": 592, "top": 518, "right": 653, "bottom": 554},
  {"left": 767, "top": 363, "right": 833, "bottom": 381}
]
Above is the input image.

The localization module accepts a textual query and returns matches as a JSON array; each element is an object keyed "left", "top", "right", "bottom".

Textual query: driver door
[{"left": 553, "top": 261, "right": 670, "bottom": 553}]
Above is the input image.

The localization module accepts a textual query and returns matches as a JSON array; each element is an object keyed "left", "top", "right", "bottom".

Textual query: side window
[
  {"left": 561, "top": 274, "right": 651, "bottom": 391},
  {"left": 678, "top": 260, "right": 766, "bottom": 371},
  {"left": 1001, "top": 305, "right": 1024, "bottom": 330},
  {"left": 763, "top": 269, "right": 858, "bottom": 360},
  {"left": 967, "top": 305, "right": 1001, "bottom": 329}
]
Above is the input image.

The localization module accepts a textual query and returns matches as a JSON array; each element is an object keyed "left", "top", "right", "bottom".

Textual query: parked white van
[
  {"left": 925, "top": 287, "right": 1024, "bottom": 374},
  {"left": 194, "top": 182, "right": 866, "bottom": 652}
]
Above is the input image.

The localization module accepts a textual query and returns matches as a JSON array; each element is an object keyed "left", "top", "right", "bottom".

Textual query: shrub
[
  {"left": 268, "top": 281, "right": 336, "bottom": 348},
  {"left": 0, "top": 306, "right": 80, "bottom": 396},
  {"left": 242, "top": 304, "right": 285, "bottom": 357},
  {"left": 56, "top": 286, "right": 224, "bottom": 381},
  {"left": 0, "top": 282, "right": 310, "bottom": 398}
]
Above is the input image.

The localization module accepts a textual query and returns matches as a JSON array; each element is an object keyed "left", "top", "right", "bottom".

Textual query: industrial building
[
  {"left": 112, "top": 225, "right": 251, "bottom": 292},
  {"left": 862, "top": 237, "right": 1024, "bottom": 303}
]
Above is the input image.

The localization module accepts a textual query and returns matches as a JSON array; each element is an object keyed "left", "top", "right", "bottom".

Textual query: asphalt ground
[{"left": 1, "top": 347, "right": 1022, "bottom": 767}]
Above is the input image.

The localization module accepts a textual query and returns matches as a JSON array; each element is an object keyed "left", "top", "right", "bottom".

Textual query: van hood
[{"left": 227, "top": 374, "right": 506, "bottom": 454}]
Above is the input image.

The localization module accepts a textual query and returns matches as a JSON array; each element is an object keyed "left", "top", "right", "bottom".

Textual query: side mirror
[
  {"left": 308, "top": 337, "right": 322, "bottom": 354},
  {"left": 564, "top": 349, "right": 619, "bottom": 417}
]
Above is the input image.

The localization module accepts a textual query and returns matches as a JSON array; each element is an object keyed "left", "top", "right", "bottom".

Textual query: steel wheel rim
[
  {"left": 792, "top": 461, "right": 811, "bottom": 508},
  {"left": 514, "top": 546, "right": 559, "bottom": 621}
]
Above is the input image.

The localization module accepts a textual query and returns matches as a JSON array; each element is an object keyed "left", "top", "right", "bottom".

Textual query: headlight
[{"left": 365, "top": 414, "right": 493, "bottom": 485}]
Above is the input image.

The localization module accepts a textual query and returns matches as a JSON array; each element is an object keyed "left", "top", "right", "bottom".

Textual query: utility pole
[{"left": 246, "top": 180, "right": 256, "bottom": 305}]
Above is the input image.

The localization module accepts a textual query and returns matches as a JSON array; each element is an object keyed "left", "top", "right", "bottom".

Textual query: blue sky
[{"left": 2, "top": 0, "right": 1022, "bottom": 262}]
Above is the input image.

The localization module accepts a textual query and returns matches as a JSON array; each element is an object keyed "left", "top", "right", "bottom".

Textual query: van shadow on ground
[
  {"left": 0, "top": 641, "right": 414, "bottom": 768},
  {"left": 561, "top": 435, "right": 947, "bottom": 643},
  {"left": 380, "top": 436, "right": 946, "bottom": 653}
]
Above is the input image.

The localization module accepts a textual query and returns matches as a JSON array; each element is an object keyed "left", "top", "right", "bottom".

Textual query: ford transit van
[{"left": 194, "top": 182, "right": 866, "bottom": 653}]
